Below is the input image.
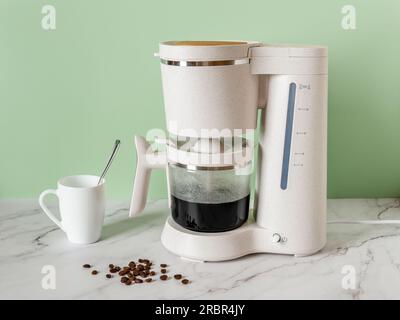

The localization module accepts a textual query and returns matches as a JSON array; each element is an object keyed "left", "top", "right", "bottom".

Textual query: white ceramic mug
[{"left": 39, "top": 175, "right": 106, "bottom": 244}]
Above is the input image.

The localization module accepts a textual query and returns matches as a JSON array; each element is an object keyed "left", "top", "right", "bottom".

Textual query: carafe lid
[{"left": 166, "top": 137, "right": 253, "bottom": 170}]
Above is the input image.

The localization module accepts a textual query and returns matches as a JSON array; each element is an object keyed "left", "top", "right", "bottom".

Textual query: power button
[{"left": 272, "top": 233, "right": 282, "bottom": 243}]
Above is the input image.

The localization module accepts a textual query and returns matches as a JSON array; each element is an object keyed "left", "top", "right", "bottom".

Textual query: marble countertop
[{"left": 1, "top": 198, "right": 400, "bottom": 300}]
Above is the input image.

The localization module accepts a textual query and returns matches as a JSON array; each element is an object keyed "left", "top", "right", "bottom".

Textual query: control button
[{"left": 272, "top": 233, "right": 282, "bottom": 243}]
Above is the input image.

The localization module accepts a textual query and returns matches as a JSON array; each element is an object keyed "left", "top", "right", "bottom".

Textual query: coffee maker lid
[
  {"left": 250, "top": 44, "right": 328, "bottom": 58},
  {"left": 158, "top": 40, "right": 261, "bottom": 61}
]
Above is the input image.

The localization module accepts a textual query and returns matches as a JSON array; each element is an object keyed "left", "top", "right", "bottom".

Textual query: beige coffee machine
[{"left": 129, "top": 41, "right": 328, "bottom": 262}]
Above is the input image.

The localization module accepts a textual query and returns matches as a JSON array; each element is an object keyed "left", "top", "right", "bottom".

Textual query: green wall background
[{"left": 1, "top": 0, "right": 400, "bottom": 200}]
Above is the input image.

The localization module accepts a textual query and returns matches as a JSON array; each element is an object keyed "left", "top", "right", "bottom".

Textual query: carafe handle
[{"left": 129, "top": 135, "right": 166, "bottom": 217}]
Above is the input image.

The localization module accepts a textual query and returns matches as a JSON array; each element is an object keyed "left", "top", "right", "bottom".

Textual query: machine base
[{"left": 161, "top": 216, "right": 324, "bottom": 262}]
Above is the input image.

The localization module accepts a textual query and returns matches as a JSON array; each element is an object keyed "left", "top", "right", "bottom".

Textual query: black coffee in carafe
[
  {"left": 171, "top": 194, "right": 250, "bottom": 232},
  {"left": 168, "top": 162, "right": 251, "bottom": 233}
]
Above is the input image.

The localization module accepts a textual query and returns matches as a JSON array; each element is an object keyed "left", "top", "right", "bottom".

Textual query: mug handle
[{"left": 39, "top": 189, "right": 64, "bottom": 231}]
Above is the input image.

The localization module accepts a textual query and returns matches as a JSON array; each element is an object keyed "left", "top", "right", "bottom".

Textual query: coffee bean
[
  {"left": 119, "top": 269, "right": 129, "bottom": 276},
  {"left": 160, "top": 275, "right": 168, "bottom": 281},
  {"left": 137, "top": 265, "right": 144, "bottom": 271},
  {"left": 83, "top": 259, "right": 183, "bottom": 286},
  {"left": 125, "top": 279, "right": 132, "bottom": 286}
]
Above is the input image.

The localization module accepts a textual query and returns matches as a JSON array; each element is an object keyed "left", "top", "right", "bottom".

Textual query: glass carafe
[{"left": 168, "top": 162, "right": 251, "bottom": 232}]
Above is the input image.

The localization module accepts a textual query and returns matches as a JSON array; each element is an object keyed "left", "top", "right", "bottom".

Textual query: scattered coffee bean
[
  {"left": 137, "top": 265, "right": 144, "bottom": 271},
  {"left": 119, "top": 269, "right": 129, "bottom": 276},
  {"left": 83, "top": 259, "right": 188, "bottom": 286}
]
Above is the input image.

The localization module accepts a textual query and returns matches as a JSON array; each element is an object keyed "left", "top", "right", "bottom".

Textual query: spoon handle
[{"left": 98, "top": 140, "right": 121, "bottom": 185}]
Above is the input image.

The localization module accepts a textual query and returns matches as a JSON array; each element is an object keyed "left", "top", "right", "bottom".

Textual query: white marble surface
[{"left": 0, "top": 198, "right": 400, "bottom": 300}]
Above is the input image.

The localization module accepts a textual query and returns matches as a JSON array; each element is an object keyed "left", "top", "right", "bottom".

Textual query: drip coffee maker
[{"left": 129, "top": 41, "right": 328, "bottom": 261}]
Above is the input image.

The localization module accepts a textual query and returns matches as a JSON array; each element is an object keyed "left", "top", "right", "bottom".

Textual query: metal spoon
[{"left": 98, "top": 139, "right": 121, "bottom": 185}]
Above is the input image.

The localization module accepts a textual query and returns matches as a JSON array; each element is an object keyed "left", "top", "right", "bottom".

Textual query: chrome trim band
[
  {"left": 160, "top": 58, "right": 250, "bottom": 67},
  {"left": 169, "top": 161, "right": 251, "bottom": 172}
]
